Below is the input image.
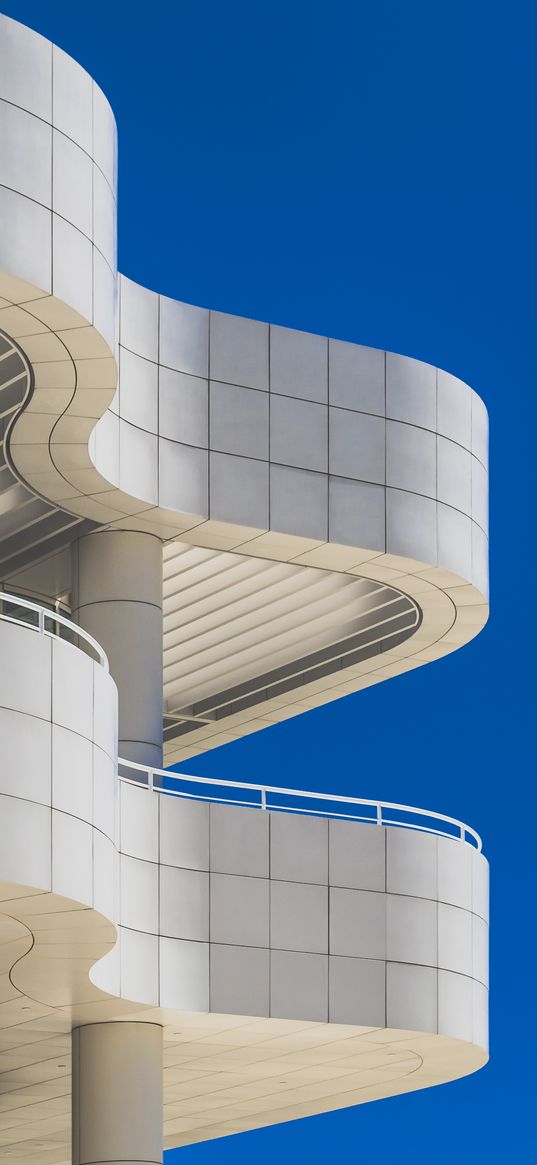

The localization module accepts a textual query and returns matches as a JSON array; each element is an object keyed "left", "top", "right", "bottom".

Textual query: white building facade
[{"left": 0, "top": 15, "right": 489, "bottom": 1165}]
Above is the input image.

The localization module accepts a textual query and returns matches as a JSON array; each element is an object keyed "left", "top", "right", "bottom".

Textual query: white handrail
[
  {"left": 0, "top": 592, "right": 109, "bottom": 670},
  {"left": 118, "top": 757, "right": 482, "bottom": 851}
]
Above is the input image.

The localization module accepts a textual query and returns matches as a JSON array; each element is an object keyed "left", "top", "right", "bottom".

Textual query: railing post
[
  {"left": 460, "top": 825, "right": 465, "bottom": 844},
  {"left": 38, "top": 607, "right": 45, "bottom": 633},
  {"left": 261, "top": 788, "right": 266, "bottom": 810},
  {"left": 376, "top": 803, "right": 382, "bottom": 828},
  {"left": 148, "top": 769, "right": 154, "bottom": 792}
]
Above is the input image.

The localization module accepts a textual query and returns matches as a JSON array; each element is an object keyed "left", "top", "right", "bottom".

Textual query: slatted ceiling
[
  {"left": 162, "top": 542, "right": 420, "bottom": 734},
  {"left": 163, "top": 580, "right": 388, "bottom": 685},
  {"left": 164, "top": 603, "right": 414, "bottom": 712},
  {"left": 163, "top": 568, "right": 351, "bottom": 655}
]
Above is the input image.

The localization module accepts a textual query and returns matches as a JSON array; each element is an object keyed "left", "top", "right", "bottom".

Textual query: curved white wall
[
  {"left": 109, "top": 781, "right": 488, "bottom": 1050},
  {"left": 0, "top": 615, "right": 488, "bottom": 1052},
  {"left": 0, "top": 617, "right": 118, "bottom": 916},
  {"left": 0, "top": 14, "right": 116, "bottom": 346},
  {"left": 91, "top": 275, "right": 488, "bottom": 598}
]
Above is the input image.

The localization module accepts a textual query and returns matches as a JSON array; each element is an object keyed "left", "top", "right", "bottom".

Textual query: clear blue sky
[{"left": 3, "top": 1, "right": 535, "bottom": 1160}]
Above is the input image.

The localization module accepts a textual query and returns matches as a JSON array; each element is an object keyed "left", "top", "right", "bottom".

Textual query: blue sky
[{"left": 3, "top": 1, "right": 535, "bottom": 1159}]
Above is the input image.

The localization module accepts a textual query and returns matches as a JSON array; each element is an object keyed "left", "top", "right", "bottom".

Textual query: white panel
[
  {"left": 159, "top": 367, "right": 208, "bottom": 447},
  {"left": 209, "top": 451, "right": 268, "bottom": 528},
  {"left": 270, "top": 395, "right": 328, "bottom": 471},
  {"left": 329, "top": 476, "right": 385, "bottom": 550},
  {"left": 0, "top": 15, "right": 52, "bottom": 119},
  {"left": 159, "top": 437, "right": 208, "bottom": 516},
  {"left": 52, "top": 129, "right": 92, "bottom": 237},
  {"left": 91, "top": 408, "right": 120, "bottom": 486},
  {"left": 52, "top": 215, "right": 93, "bottom": 321},
  {"left": 119, "top": 926, "right": 159, "bottom": 1005},
  {"left": 93, "top": 746, "right": 116, "bottom": 840},
  {"left": 119, "top": 276, "right": 159, "bottom": 361},
  {"left": 93, "top": 247, "right": 117, "bottom": 351},
  {"left": 0, "top": 794, "right": 51, "bottom": 890},
  {"left": 386, "top": 420, "right": 436, "bottom": 496},
  {"left": 159, "top": 795, "right": 209, "bottom": 870},
  {"left": 210, "top": 802, "right": 269, "bottom": 877},
  {"left": 52, "top": 723, "right": 93, "bottom": 822},
  {"left": 93, "top": 830, "right": 117, "bottom": 921},
  {"left": 437, "top": 835, "right": 472, "bottom": 910},
  {"left": 471, "top": 390, "right": 488, "bottom": 468},
  {"left": 472, "top": 914, "right": 489, "bottom": 988},
  {"left": 386, "top": 488, "right": 437, "bottom": 564},
  {"left": 437, "top": 369, "right": 472, "bottom": 448},
  {"left": 210, "top": 943, "right": 269, "bottom": 1016},
  {"left": 438, "top": 902, "right": 473, "bottom": 976},
  {"left": 93, "top": 662, "right": 118, "bottom": 762},
  {"left": 270, "top": 812, "right": 327, "bottom": 884},
  {"left": 52, "top": 637, "right": 93, "bottom": 740},
  {"left": 271, "top": 880, "right": 327, "bottom": 953},
  {"left": 0, "top": 706, "right": 51, "bottom": 804},
  {"left": 329, "top": 887, "right": 386, "bottom": 959},
  {"left": 471, "top": 851, "right": 489, "bottom": 922},
  {"left": 119, "top": 347, "right": 158, "bottom": 432},
  {"left": 210, "top": 380, "right": 269, "bottom": 459},
  {"left": 329, "top": 820, "right": 385, "bottom": 891},
  {"left": 93, "top": 85, "right": 117, "bottom": 190},
  {"left": 119, "top": 780, "right": 158, "bottom": 862},
  {"left": 471, "top": 457, "right": 488, "bottom": 533},
  {"left": 329, "top": 408, "right": 385, "bottom": 484},
  {"left": 386, "top": 894, "right": 437, "bottom": 966},
  {"left": 329, "top": 339, "right": 385, "bottom": 414},
  {"left": 0, "top": 185, "right": 52, "bottom": 293},
  {"left": 437, "top": 504, "right": 472, "bottom": 579},
  {"left": 386, "top": 828, "right": 437, "bottom": 899},
  {"left": 270, "top": 465, "right": 328, "bottom": 541},
  {"left": 270, "top": 950, "right": 328, "bottom": 1022},
  {"left": 473, "top": 978, "right": 489, "bottom": 1051},
  {"left": 437, "top": 437, "right": 472, "bottom": 514},
  {"left": 120, "top": 854, "right": 158, "bottom": 933},
  {"left": 93, "top": 163, "right": 116, "bottom": 268},
  {"left": 329, "top": 955, "right": 385, "bottom": 1026},
  {"left": 210, "top": 311, "right": 269, "bottom": 391},
  {"left": 386, "top": 352, "right": 436, "bottom": 430},
  {"left": 52, "top": 44, "right": 93, "bottom": 154},
  {"left": 386, "top": 961, "right": 437, "bottom": 1033},
  {"left": 0, "top": 101, "right": 52, "bottom": 206},
  {"left": 159, "top": 936, "right": 209, "bottom": 1009},
  {"left": 52, "top": 810, "right": 93, "bottom": 905},
  {"left": 0, "top": 620, "right": 51, "bottom": 720},
  {"left": 119, "top": 421, "right": 158, "bottom": 505},
  {"left": 160, "top": 865, "right": 209, "bottom": 940},
  {"left": 471, "top": 522, "right": 489, "bottom": 600},
  {"left": 159, "top": 296, "right": 209, "bottom": 376},
  {"left": 438, "top": 969, "right": 473, "bottom": 1042},
  {"left": 271, "top": 325, "right": 327, "bottom": 403}
]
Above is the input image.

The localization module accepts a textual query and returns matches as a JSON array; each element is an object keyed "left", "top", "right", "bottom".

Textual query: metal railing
[
  {"left": 118, "top": 757, "right": 482, "bottom": 851},
  {"left": 0, "top": 591, "right": 109, "bottom": 669}
]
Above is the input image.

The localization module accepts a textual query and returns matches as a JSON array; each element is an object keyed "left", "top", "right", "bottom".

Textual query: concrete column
[
  {"left": 72, "top": 1022, "right": 163, "bottom": 1165},
  {"left": 72, "top": 530, "right": 163, "bottom": 767}
]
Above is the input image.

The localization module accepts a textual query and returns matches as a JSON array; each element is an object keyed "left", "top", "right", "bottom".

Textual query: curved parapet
[
  {"left": 0, "top": 603, "right": 488, "bottom": 1161},
  {"left": 0, "top": 14, "right": 488, "bottom": 761}
]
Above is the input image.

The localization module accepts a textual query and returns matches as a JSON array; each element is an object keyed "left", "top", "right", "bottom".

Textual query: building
[{"left": 0, "top": 13, "right": 489, "bottom": 1165}]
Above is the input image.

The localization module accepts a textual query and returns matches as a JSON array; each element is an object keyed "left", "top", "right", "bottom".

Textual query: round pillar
[
  {"left": 72, "top": 530, "right": 163, "bottom": 767},
  {"left": 72, "top": 1022, "right": 163, "bottom": 1165}
]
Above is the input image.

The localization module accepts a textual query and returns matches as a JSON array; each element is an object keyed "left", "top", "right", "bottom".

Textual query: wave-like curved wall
[{"left": 0, "top": 614, "right": 488, "bottom": 1160}]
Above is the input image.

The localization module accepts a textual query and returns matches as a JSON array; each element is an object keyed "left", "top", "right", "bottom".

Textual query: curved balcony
[{"left": 0, "top": 599, "right": 488, "bottom": 1161}]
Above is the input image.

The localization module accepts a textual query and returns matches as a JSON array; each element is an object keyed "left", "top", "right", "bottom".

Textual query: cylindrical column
[
  {"left": 72, "top": 1022, "right": 163, "bottom": 1165},
  {"left": 72, "top": 530, "right": 163, "bottom": 767}
]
